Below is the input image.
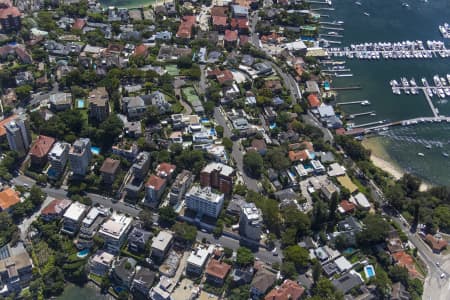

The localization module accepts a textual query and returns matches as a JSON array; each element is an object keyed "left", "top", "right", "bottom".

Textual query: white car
[{"left": 441, "top": 273, "right": 446, "bottom": 279}]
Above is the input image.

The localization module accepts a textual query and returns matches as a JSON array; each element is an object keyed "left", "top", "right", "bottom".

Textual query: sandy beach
[{"left": 362, "top": 137, "right": 431, "bottom": 191}]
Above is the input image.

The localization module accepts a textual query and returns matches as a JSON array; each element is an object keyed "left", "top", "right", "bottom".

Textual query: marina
[{"left": 326, "top": 40, "right": 450, "bottom": 59}]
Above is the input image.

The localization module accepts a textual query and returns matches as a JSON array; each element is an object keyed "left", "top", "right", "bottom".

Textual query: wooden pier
[
  {"left": 346, "top": 111, "right": 376, "bottom": 119},
  {"left": 336, "top": 100, "right": 369, "bottom": 105},
  {"left": 331, "top": 86, "right": 362, "bottom": 90},
  {"left": 321, "top": 26, "right": 344, "bottom": 31}
]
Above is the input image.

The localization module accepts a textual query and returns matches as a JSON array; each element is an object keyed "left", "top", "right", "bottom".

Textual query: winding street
[{"left": 213, "top": 107, "right": 260, "bottom": 192}]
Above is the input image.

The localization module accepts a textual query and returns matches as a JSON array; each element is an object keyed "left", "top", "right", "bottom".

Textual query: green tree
[
  {"left": 171, "top": 222, "right": 197, "bottom": 244},
  {"left": 311, "top": 278, "right": 344, "bottom": 300},
  {"left": 15, "top": 85, "right": 32, "bottom": 101},
  {"left": 215, "top": 125, "right": 224, "bottom": 138},
  {"left": 265, "top": 148, "right": 290, "bottom": 171},
  {"left": 29, "top": 185, "right": 45, "bottom": 207},
  {"left": 158, "top": 206, "right": 177, "bottom": 227},
  {"left": 243, "top": 151, "right": 264, "bottom": 179},
  {"left": 283, "top": 245, "right": 309, "bottom": 269},
  {"left": 236, "top": 247, "right": 254, "bottom": 266},
  {"left": 357, "top": 215, "right": 390, "bottom": 247},
  {"left": 281, "top": 261, "right": 297, "bottom": 279},
  {"left": 222, "top": 137, "right": 233, "bottom": 152}
]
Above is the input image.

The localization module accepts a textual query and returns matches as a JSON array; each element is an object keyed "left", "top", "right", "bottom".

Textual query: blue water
[
  {"left": 269, "top": 123, "right": 277, "bottom": 129},
  {"left": 77, "top": 249, "right": 89, "bottom": 258},
  {"left": 364, "top": 265, "right": 375, "bottom": 278},
  {"left": 91, "top": 147, "right": 100, "bottom": 155},
  {"left": 343, "top": 247, "right": 355, "bottom": 254},
  {"left": 77, "top": 99, "right": 85, "bottom": 109},
  {"left": 210, "top": 128, "right": 216, "bottom": 136}
]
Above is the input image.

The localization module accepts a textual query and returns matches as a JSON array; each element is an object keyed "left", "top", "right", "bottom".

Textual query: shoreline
[{"left": 362, "top": 137, "right": 431, "bottom": 191}]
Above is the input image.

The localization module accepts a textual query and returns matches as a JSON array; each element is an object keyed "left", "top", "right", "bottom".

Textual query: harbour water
[{"left": 325, "top": 0, "right": 450, "bottom": 186}]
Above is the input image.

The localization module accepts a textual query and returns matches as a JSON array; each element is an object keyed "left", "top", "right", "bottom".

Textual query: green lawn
[
  {"left": 182, "top": 87, "right": 200, "bottom": 104},
  {"left": 165, "top": 64, "right": 180, "bottom": 76}
]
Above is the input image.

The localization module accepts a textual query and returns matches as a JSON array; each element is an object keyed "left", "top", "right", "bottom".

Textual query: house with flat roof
[
  {"left": 186, "top": 246, "right": 212, "bottom": 276},
  {"left": 332, "top": 272, "right": 363, "bottom": 295},
  {"left": 128, "top": 225, "right": 152, "bottom": 253},
  {"left": 48, "top": 141, "right": 70, "bottom": 179},
  {"left": 61, "top": 202, "right": 89, "bottom": 235},
  {"left": 88, "top": 87, "right": 109, "bottom": 122},
  {"left": 98, "top": 212, "right": 133, "bottom": 254},
  {"left": 239, "top": 202, "right": 263, "bottom": 242},
  {"left": 151, "top": 231, "right": 174, "bottom": 261},
  {"left": 0, "top": 244, "right": 33, "bottom": 294},
  {"left": 169, "top": 170, "right": 193, "bottom": 205},
  {"left": 89, "top": 250, "right": 114, "bottom": 276},
  {"left": 112, "top": 257, "right": 137, "bottom": 289},
  {"left": 49, "top": 92, "right": 72, "bottom": 111},
  {"left": 131, "top": 266, "right": 156, "bottom": 296}
]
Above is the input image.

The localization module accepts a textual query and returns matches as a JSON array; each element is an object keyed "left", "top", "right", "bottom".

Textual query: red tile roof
[
  {"left": 146, "top": 175, "right": 166, "bottom": 191},
  {"left": 265, "top": 279, "right": 305, "bottom": 300},
  {"left": 134, "top": 44, "right": 148, "bottom": 57},
  {"left": 0, "top": 114, "right": 16, "bottom": 137},
  {"left": 212, "top": 16, "right": 227, "bottom": 26},
  {"left": 288, "top": 150, "right": 309, "bottom": 162},
  {"left": 30, "top": 135, "right": 55, "bottom": 159},
  {"left": 72, "top": 18, "right": 86, "bottom": 30},
  {"left": 307, "top": 94, "right": 321, "bottom": 108},
  {"left": 0, "top": 6, "right": 20, "bottom": 19},
  {"left": 224, "top": 30, "right": 238, "bottom": 42},
  {"left": 156, "top": 162, "right": 176, "bottom": 178},
  {"left": 335, "top": 128, "right": 346, "bottom": 135},
  {"left": 339, "top": 200, "right": 356, "bottom": 213},
  {"left": 0, "top": 188, "right": 19, "bottom": 211},
  {"left": 41, "top": 199, "right": 72, "bottom": 216},
  {"left": 425, "top": 234, "right": 447, "bottom": 252},
  {"left": 392, "top": 251, "right": 419, "bottom": 277},
  {"left": 176, "top": 15, "right": 196, "bottom": 39},
  {"left": 230, "top": 18, "right": 248, "bottom": 29},
  {"left": 206, "top": 259, "right": 231, "bottom": 280}
]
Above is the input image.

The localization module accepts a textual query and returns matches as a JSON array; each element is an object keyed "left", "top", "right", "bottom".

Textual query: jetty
[
  {"left": 321, "top": 26, "right": 344, "bottom": 31},
  {"left": 319, "top": 21, "right": 344, "bottom": 25},
  {"left": 336, "top": 100, "right": 369, "bottom": 106},
  {"left": 311, "top": 7, "right": 335, "bottom": 11},
  {"left": 319, "top": 33, "right": 344, "bottom": 38},
  {"left": 346, "top": 111, "right": 376, "bottom": 119},
  {"left": 331, "top": 86, "right": 361, "bottom": 90}
]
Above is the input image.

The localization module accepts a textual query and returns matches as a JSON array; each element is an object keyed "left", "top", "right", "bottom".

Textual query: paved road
[
  {"left": 12, "top": 175, "right": 142, "bottom": 217},
  {"left": 196, "top": 231, "right": 282, "bottom": 265},
  {"left": 387, "top": 211, "right": 449, "bottom": 300},
  {"left": 213, "top": 107, "right": 260, "bottom": 192},
  {"left": 302, "top": 112, "right": 334, "bottom": 143}
]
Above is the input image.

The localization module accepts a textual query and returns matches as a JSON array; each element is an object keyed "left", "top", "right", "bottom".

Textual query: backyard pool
[
  {"left": 77, "top": 249, "right": 89, "bottom": 258},
  {"left": 77, "top": 99, "right": 85, "bottom": 109},
  {"left": 269, "top": 123, "right": 277, "bottom": 129},
  {"left": 91, "top": 146, "right": 100, "bottom": 155},
  {"left": 364, "top": 265, "right": 375, "bottom": 279}
]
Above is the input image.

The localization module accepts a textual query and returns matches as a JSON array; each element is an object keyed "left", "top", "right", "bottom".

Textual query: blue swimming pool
[
  {"left": 364, "top": 265, "right": 375, "bottom": 279},
  {"left": 91, "top": 146, "right": 100, "bottom": 155},
  {"left": 77, "top": 99, "right": 85, "bottom": 109},
  {"left": 77, "top": 249, "right": 89, "bottom": 258},
  {"left": 269, "top": 123, "right": 277, "bottom": 129}
]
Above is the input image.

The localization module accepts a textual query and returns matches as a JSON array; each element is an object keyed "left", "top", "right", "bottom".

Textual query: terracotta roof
[
  {"left": 30, "top": 135, "right": 55, "bottom": 158},
  {"left": 307, "top": 94, "right": 321, "bottom": 108},
  {"left": 156, "top": 162, "right": 176, "bottom": 178},
  {"left": 425, "top": 234, "right": 447, "bottom": 252},
  {"left": 207, "top": 69, "right": 234, "bottom": 85},
  {"left": 224, "top": 30, "right": 238, "bottom": 42},
  {"left": 211, "top": 6, "right": 228, "bottom": 17},
  {"left": 335, "top": 128, "right": 346, "bottom": 135},
  {"left": 41, "top": 199, "right": 72, "bottom": 216},
  {"left": 206, "top": 259, "right": 231, "bottom": 280},
  {"left": 146, "top": 175, "right": 166, "bottom": 191},
  {"left": 392, "top": 251, "right": 419, "bottom": 277},
  {"left": 212, "top": 16, "right": 227, "bottom": 26},
  {"left": 99, "top": 158, "right": 120, "bottom": 175},
  {"left": 0, "top": 6, "right": 20, "bottom": 19},
  {"left": 133, "top": 44, "right": 148, "bottom": 57},
  {"left": 230, "top": 18, "right": 248, "bottom": 29},
  {"left": 265, "top": 279, "right": 305, "bottom": 300},
  {"left": 176, "top": 15, "right": 196, "bottom": 39},
  {"left": 0, "top": 188, "right": 19, "bottom": 210},
  {"left": 0, "top": 114, "right": 16, "bottom": 136},
  {"left": 288, "top": 150, "right": 309, "bottom": 162},
  {"left": 72, "top": 18, "right": 86, "bottom": 30},
  {"left": 339, "top": 200, "right": 356, "bottom": 213}
]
